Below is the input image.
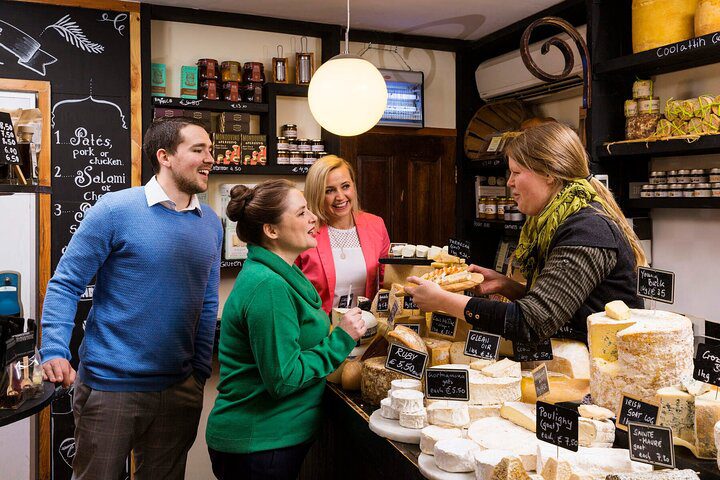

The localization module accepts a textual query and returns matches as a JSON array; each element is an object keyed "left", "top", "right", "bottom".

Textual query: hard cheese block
[
  {"left": 694, "top": 391, "right": 720, "bottom": 458},
  {"left": 481, "top": 358, "right": 521, "bottom": 378},
  {"left": 361, "top": 356, "right": 405, "bottom": 406},
  {"left": 423, "top": 338, "right": 452, "bottom": 367},
  {"left": 656, "top": 386, "right": 696, "bottom": 446},
  {"left": 449, "top": 341, "right": 476, "bottom": 364},
  {"left": 500, "top": 402, "right": 536, "bottom": 432},
  {"left": 520, "top": 371, "right": 589, "bottom": 404},
  {"left": 632, "top": 0, "right": 697, "bottom": 53}
]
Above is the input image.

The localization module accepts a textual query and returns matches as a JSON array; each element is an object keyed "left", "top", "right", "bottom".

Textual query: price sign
[
  {"left": 616, "top": 394, "right": 659, "bottom": 431},
  {"left": 291, "top": 166, "right": 310, "bottom": 174},
  {"left": 532, "top": 363, "right": 550, "bottom": 399},
  {"left": 513, "top": 339, "right": 553, "bottom": 362},
  {"left": 425, "top": 368, "right": 469, "bottom": 401},
  {"left": 694, "top": 343, "right": 720, "bottom": 386},
  {"left": 463, "top": 330, "right": 500, "bottom": 360},
  {"left": 637, "top": 267, "right": 674, "bottom": 304},
  {"left": 405, "top": 324, "right": 420, "bottom": 334},
  {"left": 385, "top": 343, "right": 428, "bottom": 380},
  {"left": 337, "top": 293, "right": 353, "bottom": 309},
  {"left": 376, "top": 292, "right": 390, "bottom": 312},
  {"left": 448, "top": 238, "right": 471, "bottom": 261},
  {"left": 628, "top": 422, "right": 675, "bottom": 469},
  {"left": 387, "top": 302, "right": 400, "bottom": 326},
  {"left": 0, "top": 112, "right": 20, "bottom": 165},
  {"left": 430, "top": 313, "right": 457, "bottom": 338},
  {"left": 404, "top": 295, "right": 419, "bottom": 310},
  {"left": 536, "top": 401, "right": 579, "bottom": 452}
]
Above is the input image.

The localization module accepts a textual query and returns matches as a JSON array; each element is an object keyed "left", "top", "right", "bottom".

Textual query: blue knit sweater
[{"left": 40, "top": 187, "right": 223, "bottom": 391}]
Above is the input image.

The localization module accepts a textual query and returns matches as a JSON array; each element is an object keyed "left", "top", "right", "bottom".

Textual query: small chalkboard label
[
  {"left": 628, "top": 422, "right": 675, "bottom": 469},
  {"left": 464, "top": 330, "right": 500, "bottom": 360},
  {"left": 693, "top": 343, "right": 720, "bottom": 386},
  {"left": 536, "top": 401, "right": 579, "bottom": 452},
  {"left": 405, "top": 324, "right": 421, "bottom": 334},
  {"left": 532, "top": 364, "right": 550, "bottom": 399},
  {"left": 616, "top": 394, "right": 659, "bottom": 431},
  {"left": 404, "top": 295, "right": 419, "bottom": 310},
  {"left": 338, "top": 293, "right": 353, "bottom": 309},
  {"left": 448, "top": 238, "right": 471, "bottom": 261},
  {"left": 637, "top": 267, "right": 674, "bottom": 304},
  {"left": 385, "top": 343, "right": 427, "bottom": 380},
  {"left": 425, "top": 368, "right": 470, "bottom": 401},
  {"left": 513, "top": 339, "right": 553, "bottom": 362},
  {"left": 430, "top": 313, "right": 458, "bottom": 338},
  {"left": 377, "top": 292, "right": 390, "bottom": 312},
  {"left": 0, "top": 112, "right": 20, "bottom": 165},
  {"left": 387, "top": 302, "right": 400, "bottom": 326}
]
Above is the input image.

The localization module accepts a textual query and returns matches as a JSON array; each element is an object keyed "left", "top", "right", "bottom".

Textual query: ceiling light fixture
[{"left": 307, "top": 0, "right": 388, "bottom": 137}]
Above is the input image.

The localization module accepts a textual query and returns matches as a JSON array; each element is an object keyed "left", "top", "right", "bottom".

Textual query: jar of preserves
[
  {"left": 220, "top": 61, "right": 241, "bottom": 82},
  {"left": 311, "top": 139, "right": 325, "bottom": 152},
  {"left": 649, "top": 171, "right": 666, "bottom": 184},
  {"left": 640, "top": 184, "right": 655, "bottom": 198},
  {"left": 243, "top": 62, "right": 265, "bottom": 83},
  {"left": 484, "top": 197, "right": 498, "bottom": 220},
  {"left": 303, "top": 152, "right": 316, "bottom": 165},
  {"left": 315, "top": 151, "right": 327, "bottom": 158},
  {"left": 497, "top": 198, "right": 508, "bottom": 220},
  {"left": 683, "top": 184, "right": 695, "bottom": 197},
  {"left": 667, "top": 170, "right": 679, "bottom": 183},
  {"left": 677, "top": 169, "right": 692, "bottom": 183},
  {"left": 668, "top": 184, "right": 684, "bottom": 198},
  {"left": 509, "top": 205, "right": 525, "bottom": 223},
  {"left": 240, "top": 82, "right": 263, "bottom": 103},
  {"left": 477, "top": 197, "right": 486, "bottom": 219},
  {"left": 277, "top": 149, "right": 290, "bottom": 165},
  {"left": 281, "top": 124, "right": 298, "bottom": 139},
  {"left": 197, "top": 58, "right": 219, "bottom": 80},
  {"left": 296, "top": 139, "right": 311, "bottom": 152},
  {"left": 691, "top": 169, "right": 709, "bottom": 183},
  {"left": 277, "top": 137, "right": 291, "bottom": 150},
  {"left": 289, "top": 151, "right": 303, "bottom": 165},
  {"left": 712, "top": 183, "right": 720, "bottom": 197},
  {"left": 287, "top": 139, "right": 298, "bottom": 151},
  {"left": 710, "top": 168, "right": 720, "bottom": 183},
  {"left": 221, "top": 81, "right": 239, "bottom": 102},
  {"left": 200, "top": 79, "right": 219, "bottom": 100},
  {"left": 654, "top": 184, "right": 669, "bottom": 197},
  {"left": 695, "top": 183, "right": 712, "bottom": 197}
]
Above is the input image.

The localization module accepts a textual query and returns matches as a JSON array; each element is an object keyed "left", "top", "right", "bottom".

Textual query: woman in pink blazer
[{"left": 297, "top": 155, "right": 390, "bottom": 314}]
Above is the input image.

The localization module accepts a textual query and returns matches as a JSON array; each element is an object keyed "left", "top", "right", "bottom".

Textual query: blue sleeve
[
  {"left": 39, "top": 198, "right": 115, "bottom": 363},
  {"left": 191, "top": 220, "right": 222, "bottom": 380}
]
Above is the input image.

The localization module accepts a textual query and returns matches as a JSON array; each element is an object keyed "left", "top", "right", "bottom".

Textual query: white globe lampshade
[{"left": 308, "top": 55, "right": 388, "bottom": 136}]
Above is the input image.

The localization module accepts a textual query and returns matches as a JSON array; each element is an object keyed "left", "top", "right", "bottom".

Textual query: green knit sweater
[{"left": 206, "top": 245, "right": 356, "bottom": 453}]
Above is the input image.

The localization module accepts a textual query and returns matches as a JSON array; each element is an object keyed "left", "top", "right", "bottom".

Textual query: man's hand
[{"left": 42, "top": 358, "right": 76, "bottom": 388}]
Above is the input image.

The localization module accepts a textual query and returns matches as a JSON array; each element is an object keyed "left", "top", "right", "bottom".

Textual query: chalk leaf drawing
[{"left": 43, "top": 15, "right": 104, "bottom": 54}]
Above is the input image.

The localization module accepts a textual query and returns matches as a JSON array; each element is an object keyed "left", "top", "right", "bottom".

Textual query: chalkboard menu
[
  {"left": 448, "top": 238, "right": 471, "bottom": 261},
  {"left": 1, "top": 4, "right": 131, "bottom": 479},
  {"left": 694, "top": 343, "right": 720, "bottom": 386},
  {"left": 385, "top": 344, "right": 428, "bottom": 380},
  {"left": 403, "top": 295, "right": 419, "bottom": 310},
  {"left": 513, "top": 338, "right": 553, "bottom": 362},
  {"left": 0, "top": 112, "right": 20, "bottom": 165},
  {"left": 463, "top": 330, "right": 500, "bottom": 360},
  {"left": 425, "top": 368, "right": 469, "bottom": 401},
  {"left": 376, "top": 292, "right": 389, "bottom": 312},
  {"left": 536, "top": 401, "right": 579, "bottom": 452},
  {"left": 430, "top": 312, "right": 457, "bottom": 338}
]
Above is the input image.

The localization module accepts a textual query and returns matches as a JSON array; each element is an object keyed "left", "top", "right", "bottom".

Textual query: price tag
[
  {"left": 513, "top": 339, "right": 553, "bottom": 362},
  {"left": 536, "top": 401, "right": 579, "bottom": 452},
  {"left": 425, "top": 368, "right": 469, "bottom": 401},
  {"left": 636, "top": 267, "right": 674, "bottom": 304},
  {"left": 693, "top": 343, "right": 720, "bottom": 386},
  {"left": 387, "top": 302, "right": 400, "bottom": 326},
  {"left": 463, "top": 330, "right": 500, "bottom": 360},
  {"left": 532, "top": 363, "right": 550, "bottom": 399},
  {"left": 405, "top": 324, "right": 420, "bottom": 334},
  {"left": 404, "top": 295, "right": 419, "bottom": 310},
  {"left": 430, "top": 313, "right": 457, "bottom": 338},
  {"left": 628, "top": 422, "right": 675, "bottom": 469},
  {"left": 376, "top": 292, "right": 390, "bottom": 312},
  {"left": 385, "top": 343, "right": 428, "bottom": 380},
  {"left": 291, "top": 166, "right": 309, "bottom": 174},
  {"left": 448, "top": 238, "right": 471, "bottom": 261},
  {"left": 486, "top": 135, "right": 503, "bottom": 153},
  {"left": 0, "top": 112, "right": 20, "bottom": 165},
  {"left": 616, "top": 394, "right": 659, "bottom": 432},
  {"left": 337, "top": 293, "right": 353, "bottom": 309}
]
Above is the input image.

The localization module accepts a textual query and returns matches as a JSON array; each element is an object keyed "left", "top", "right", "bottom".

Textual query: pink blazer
[{"left": 296, "top": 211, "right": 390, "bottom": 314}]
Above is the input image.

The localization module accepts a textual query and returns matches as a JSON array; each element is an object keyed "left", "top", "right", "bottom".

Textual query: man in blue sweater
[{"left": 40, "top": 116, "right": 223, "bottom": 480}]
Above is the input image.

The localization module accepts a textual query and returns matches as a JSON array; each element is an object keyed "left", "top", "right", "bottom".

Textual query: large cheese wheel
[
  {"left": 696, "top": 0, "right": 720, "bottom": 36},
  {"left": 360, "top": 356, "right": 405, "bottom": 405},
  {"left": 632, "top": 0, "right": 698, "bottom": 53},
  {"left": 341, "top": 360, "right": 363, "bottom": 391}
]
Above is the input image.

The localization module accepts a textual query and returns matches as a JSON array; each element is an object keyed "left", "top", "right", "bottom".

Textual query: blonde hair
[
  {"left": 304, "top": 155, "right": 361, "bottom": 225},
  {"left": 505, "top": 122, "right": 647, "bottom": 268}
]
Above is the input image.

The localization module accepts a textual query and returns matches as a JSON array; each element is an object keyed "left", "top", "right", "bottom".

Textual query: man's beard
[{"left": 172, "top": 169, "right": 207, "bottom": 196}]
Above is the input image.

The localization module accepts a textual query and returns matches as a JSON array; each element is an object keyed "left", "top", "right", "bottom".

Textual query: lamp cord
[{"left": 345, "top": 0, "right": 350, "bottom": 54}]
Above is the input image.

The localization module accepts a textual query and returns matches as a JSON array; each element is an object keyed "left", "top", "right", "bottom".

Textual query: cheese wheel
[
  {"left": 696, "top": 0, "right": 720, "bottom": 36},
  {"left": 340, "top": 360, "right": 363, "bottom": 391},
  {"left": 632, "top": 0, "right": 698, "bottom": 53},
  {"left": 390, "top": 378, "right": 422, "bottom": 392},
  {"left": 433, "top": 438, "right": 480, "bottom": 473},
  {"left": 449, "top": 341, "right": 476, "bottom": 364},
  {"left": 380, "top": 397, "right": 399, "bottom": 420},
  {"left": 520, "top": 371, "right": 589, "bottom": 404},
  {"left": 361, "top": 356, "right": 405, "bottom": 405},
  {"left": 715, "top": 420, "right": 720, "bottom": 471},
  {"left": 390, "top": 388, "right": 424, "bottom": 414},
  {"left": 470, "top": 370, "right": 521, "bottom": 405},
  {"left": 415, "top": 245, "right": 429, "bottom": 258},
  {"left": 427, "top": 400, "right": 471, "bottom": 427},
  {"left": 419, "top": 425, "right": 464, "bottom": 455},
  {"left": 469, "top": 404, "right": 502, "bottom": 421},
  {"left": 473, "top": 449, "right": 518, "bottom": 480},
  {"left": 399, "top": 407, "right": 427, "bottom": 429}
]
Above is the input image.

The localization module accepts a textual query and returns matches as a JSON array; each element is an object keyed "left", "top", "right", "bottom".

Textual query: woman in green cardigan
[{"left": 206, "top": 179, "right": 367, "bottom": 480}]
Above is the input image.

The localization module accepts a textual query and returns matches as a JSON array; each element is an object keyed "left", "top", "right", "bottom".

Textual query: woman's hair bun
[{"left": 226, "top": 184, "right": 254, "bottom": 223}]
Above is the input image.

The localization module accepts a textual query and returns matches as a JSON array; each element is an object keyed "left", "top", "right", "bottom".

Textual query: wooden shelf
[
  {"left": 220, "top": 259, "right": 244, "bottom": 269},
  {"left": 472, "top": 219, "right": 522, "bottom": 235},
  {"left": 266, "top": 83, "right": 309, "bottom": 97},
  {"left": 211, "top": 164, "right": 309, "bottom": 175},
  {"left": 0, "top": 184, "right": 51, "bottom": 194},
  {"left": 466, "top": 157, "right": 507, "bottom": 169},
  {"left": 151, "top": 96, "right": 268, "bottom": 113},
  {"left": 595, "top": 32, "right": 720, "bottom": 77},
  {"left": 598, "top": 134, "right": 720, "bottom": 158},
  {"left": 626, "top": 198, "right": 720, "bottom": 209}
]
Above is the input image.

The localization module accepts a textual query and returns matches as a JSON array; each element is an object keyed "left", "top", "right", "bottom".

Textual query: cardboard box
[
  {"left": 241, "top": 134, "right": 267, "bottom": 166},
  {"left": 184, "top": 110, "right": 212, "bottom": 131},
  {"left": 213, "top": 133, "right": 242, "bottom": 165},
  {"left": 151, "top": 63, "right": 166, "bottom": 96},
  {"left": 219, "top": 112, "right": 251, "bottom": 123},
  {"left": 153, "top": 108, "right": 184, "bottom": 119},
  {"left": 180, "top": 66, "right": 198, "bottom": 99},
  {"left": 218, "top": 119, "right": 250, "bottom": 134}
]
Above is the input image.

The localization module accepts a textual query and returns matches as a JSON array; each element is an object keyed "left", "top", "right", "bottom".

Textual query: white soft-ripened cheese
[
  {"left": 536, "top": 445, "right": 652, "bottom": 476},
  {"left": 401, "top": 244, "right": 416, "bottom": 257},
  {"left": 390, "top": 389, "right": 424, "bottom": 414},
  {"left": 468, "top": 417, "right": 538, "bottom": 471},
  {"left": 391, "top": 245, "right": 404, "bottom": 257},
  {"left": 428, "top": 245, "right": 443, "bottom": 260},
  {"left": 680, "top": 376, "right": 712, "bottom": 396},
  {"left": 500, "top": 402, "right": 536, "bottom": 432},
  {"left": 656, "top": 386, "right": 695, "bottom": 445},
  {"left": 578, "top": 418, "right": 615, "bottom": 447},
  {"left": 481, "top": 358, "right": 521, "bottom": 378},
  {"left": 419, "top": 425, "right": 464, "bottom": 455},
  {"left": 577, "top": 404, "right": 614, "bottom": 421},
  {"left": 390, "top": 378, "right": 422, "bottom": 392},
  {"left": 605, "top": 300, "right": 631, "bottom": 320},
  {"left": 433, "top": 437, "right": 480, "bottom": 473},
  {"left": 469, "top": 404, "right": 502, "bottom": 421},
  {"left": 694, "top": 391, "right": 720, "bottom": 458},
  {"left": 450, "top": 341, "right": 477, "bottom": 364},
  {"left": 473, "top": 450, "right": 518, "bottom": 480},
  {"left": 380, "top": 397, "right": 399, "bottom": 420},
  {"left": 540, "top": 456, "right": 574, "bottom": 480},
  {"left": 544, "top": 339, "right": 590, "bottom": 380},
  {"left": 416, "top": 245, "right": 429, "bottom": 258},
  {"left": 427, "top": 400, "right": 471, "bottom": 428},
  {"left": 470, "top": 370, "right": 522, "bottom": 405},
  {"left": 714, "top": 420, "right": 720, "bottom": 471},
  {"left": 399, "top": 407, "right": 427, "bottom": 429},
  {"left": 470, "top": 358, "right": 496, "bottom": 370}
]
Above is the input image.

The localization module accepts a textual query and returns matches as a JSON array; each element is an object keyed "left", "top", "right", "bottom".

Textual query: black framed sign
[
  {"left": 425, "top": 368, "right": 469, "bottom": 401},
  {"left": 385, "top": 343, "right": 428, "bottom": 380},
  {"left": 628, "top": 422, "right": 675, "bottom": 469},
  {"left": 636, "top": 267, "right": 674, "bottom": 304},
  {"left": 463, "top": 330, "right": 500, "bottom": 360}
]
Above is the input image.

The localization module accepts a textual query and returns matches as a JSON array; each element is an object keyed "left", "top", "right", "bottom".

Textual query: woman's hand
[
  {"left": 338, "top": 307, "right": 367, "bottom": 341},
  {"left": 468, "top": 264, "right": 507, "bottom": 296},
  {"left": 404, "top": 277, "right": 450, "bottom": 313}
]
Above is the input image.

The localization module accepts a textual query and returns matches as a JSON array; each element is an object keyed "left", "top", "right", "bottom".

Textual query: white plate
[
  {"left": 418, "top": 453, "right": 475, "bottom": 480},
  {"left": 368, "top": 409, "right": 423, "bottom": 444}
]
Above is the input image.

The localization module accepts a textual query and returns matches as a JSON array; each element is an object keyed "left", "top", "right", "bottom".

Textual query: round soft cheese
[
  {"left": 433, "top": 438, "right": 480, "bottom": 473},
  {"left": 390, "top": 389, "right": 424, "bottom": 414},
  {"left": 420, "top": 425, "right": 464, "bottom": 455}
]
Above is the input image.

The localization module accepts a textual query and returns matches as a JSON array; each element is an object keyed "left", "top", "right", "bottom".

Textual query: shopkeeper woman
[
  {"left": 406, "top": 122, "right": 646, "bottom": 344},
  {"left": 297, "top": 155, "right": 391, "bottom": 314},
  {"left": 206, "top": 180, "right": 367, "bottom": 480}
]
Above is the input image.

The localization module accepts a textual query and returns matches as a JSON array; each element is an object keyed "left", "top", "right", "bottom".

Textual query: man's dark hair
[{"left": 143, "top": 116, "right": 209, "bottom": 174}]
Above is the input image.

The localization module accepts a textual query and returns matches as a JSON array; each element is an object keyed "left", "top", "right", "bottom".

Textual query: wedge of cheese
[
  {"left": 520, "top": 371, "right": 589, "bottom": 404},
  {"left": 578, "top": 417, "right": 615, "bottom": 447},
  {"left": 449, "top": 341, "right": 476, "bottom": 364},
  {"left": 423, "top": 338, "right": 451, "bottom": 367},
  {"left": 541, "top": 457, "right": 574, "bottom": 480},
  {"left": 578, "top": 404, "right": 614, "bottom": 421},
  {"left": 605, "top": 300, "right": 631, "bottom": 320},
  {"left": 481, "top": 358, "right": 521, "bottom": 378},
  {"left": 468, "top": 417, "right": 538, "bottom": 471},
  {"left": 474, "top": 450, "right": 518, "bottom": 480},
  {"left": 491, "top": 456, "right": 531, "bottom": 480},
  {"left": 656, "top": 385, "right": 696, "bottom": 446},
  {"left": 500, "top": 402, "right": 536, "bottom": 432}
]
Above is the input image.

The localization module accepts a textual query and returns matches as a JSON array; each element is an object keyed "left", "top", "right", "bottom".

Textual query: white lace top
[{"left": 328, "top": 226, "right": 366, "bottom": 308}]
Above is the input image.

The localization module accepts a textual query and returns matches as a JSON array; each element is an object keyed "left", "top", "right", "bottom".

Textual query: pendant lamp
[{"left": 308, "top": 0, "right": 388, "bottom": 136}]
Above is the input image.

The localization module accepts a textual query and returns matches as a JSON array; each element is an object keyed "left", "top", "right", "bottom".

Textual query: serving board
[
  {"left": 418, "top": 453, "right": 475, "bottom": 480},
  {"left": 368, "top": 410, "right": 423, "bottom": 444}
]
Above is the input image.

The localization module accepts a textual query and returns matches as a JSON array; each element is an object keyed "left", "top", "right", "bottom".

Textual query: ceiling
[{"left": 139, "top": 0, "right": 564, "bottom": 41}]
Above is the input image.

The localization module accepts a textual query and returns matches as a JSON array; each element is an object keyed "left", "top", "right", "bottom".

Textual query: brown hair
[
  {"left": 504, "top": 122, "right": 647, "bottom": 268},
  {"left": 304, "top": 155, "right": 361, "bottom": 225},
  {"left": 226, "top": 179, "right": 296, "bottom": 246},
  {"left": 142, "top": 116, "right": 209, "bottom": 174}
]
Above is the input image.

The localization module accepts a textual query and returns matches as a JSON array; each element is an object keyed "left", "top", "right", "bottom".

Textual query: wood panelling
[{"left": 12, "top": 0, "right": 140, "bottom": 13}]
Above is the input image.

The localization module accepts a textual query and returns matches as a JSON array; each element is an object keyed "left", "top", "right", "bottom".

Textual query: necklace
[
  {"left": 328, "top": 225, "right": 359, "bottom": 260},
  {"left": 329, "top": 227, "right": 347, "bottom": 259}
]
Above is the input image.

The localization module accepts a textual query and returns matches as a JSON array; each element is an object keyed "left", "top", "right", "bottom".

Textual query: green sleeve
[{"left": 246, "top": 280, "right": 356, "bottom": 399}]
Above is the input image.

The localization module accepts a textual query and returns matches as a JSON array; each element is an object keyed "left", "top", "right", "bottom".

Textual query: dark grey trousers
[{"left": 71, "top": 374, "right": 204, "bottom": 480}]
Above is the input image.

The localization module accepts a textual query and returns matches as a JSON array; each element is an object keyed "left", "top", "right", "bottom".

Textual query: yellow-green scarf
[{"left": 515, "top": 179, "right": 606, "bottom": 287}]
